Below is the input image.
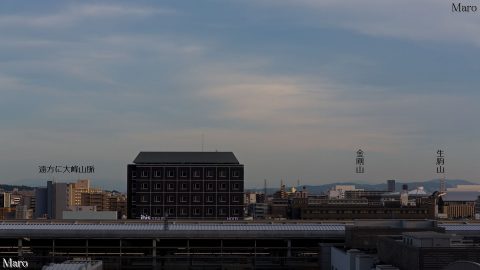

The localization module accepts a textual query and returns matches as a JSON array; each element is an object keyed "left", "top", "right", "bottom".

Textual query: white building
[
  {"left": 447, "top": 185, "right": 480, "bottom": 192},
  {"left": 328, "top": 185, "right": 361, "bottom": 199}
]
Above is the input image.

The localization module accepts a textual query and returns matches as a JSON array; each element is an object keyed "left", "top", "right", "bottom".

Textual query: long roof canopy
[{"left": 133, "top": 152, "right": 240, "bottom": 165}]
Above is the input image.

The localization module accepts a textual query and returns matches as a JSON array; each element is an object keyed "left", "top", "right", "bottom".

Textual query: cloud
[
  {"left": 0, "top": 4, "right": 174, "bottom": 28},
  {"left": 0, "top": 74, "right": 24, "bottom": 91},
  {"left": 258, "top": 0, "right": 480, "bottom": 46},
  {"left": 201, "top": 75, "right": 323, "bottom": 124}
]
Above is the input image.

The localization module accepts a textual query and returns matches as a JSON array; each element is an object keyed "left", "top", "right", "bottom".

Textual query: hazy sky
[{"left": 1, "top": 0, "right": 480, "bottom": 190}]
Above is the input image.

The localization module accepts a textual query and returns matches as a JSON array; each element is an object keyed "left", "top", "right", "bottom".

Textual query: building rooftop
[
  {"left": 0, "top": 222, "right": 344, "bottom": 239},
  {"left": 443, "top": 191, "right": 480, "bottom": 202},
  {"left": 133, "top": 152, "right": 240, "bottom": 164},
  {"left": 403, "top": 231, "right": 452, "bottom": 239},
  {"left": 0, "top": 221, "right": 477, "bottom": 238}
]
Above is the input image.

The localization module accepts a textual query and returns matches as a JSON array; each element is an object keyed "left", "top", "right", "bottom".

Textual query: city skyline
[{"left": 1, "top": 1, "right": 480, "bottom": 189}]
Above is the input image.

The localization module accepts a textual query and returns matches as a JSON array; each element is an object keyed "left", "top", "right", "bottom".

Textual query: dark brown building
[
  {"left": 109, "top": 194, "right": 127, "bottom": 218},
  {"left": 81, "top": 192, "right": 110, "bottom": 211},
  {"left": 127, "top": 152, "right": 244, "bottom": 220},
  {"left": 299, "top": 204, "right": 435, "bottom": 220},
  {"left": 296, "top": 197, "right": 436, "bottom": 220}
]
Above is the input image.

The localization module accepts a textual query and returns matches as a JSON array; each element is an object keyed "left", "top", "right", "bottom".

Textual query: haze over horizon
[{"left": 1, "top": 1, "right": 480, "bottom": 190}]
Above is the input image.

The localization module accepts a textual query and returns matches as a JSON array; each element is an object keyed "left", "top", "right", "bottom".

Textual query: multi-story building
[
  {"left": 34, "top": 181, "right": 68, "bottom": 219},
  {"left": 440, "top": 191, "right": 479, "bottom": 219},
  {"left": 377, "top": 231, "right": 480, "bottom": 270},
  {"left": 0, "top": 192, "right": 11, "bottom": 208},
  {"left": 67, "top": 179, "right": 102, "bottom": 206},
  {"left": 14, "top": 205, "right": 33, "bottom": 219},
  {"left": 296, "top": 196, "right": 437, "bottom": 220},
  {"left": 127, "top": 152, "right": 244, "bottom": 220},
  {"left": 108, "top": 193, "right": 127, "bottom": 219},
  {"left": 387, "top": 179, "right": 396, "bottom": 192},
  {"left": 328, "top": 185, "right": 360, "bottom": 199},
  {"left": 81, "top": 192, "right": 109, "bottom": 211}
]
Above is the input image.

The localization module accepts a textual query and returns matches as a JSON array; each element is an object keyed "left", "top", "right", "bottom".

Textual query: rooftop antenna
[{"left": 264, "top": 179, "right": 267, "bottom": 196}]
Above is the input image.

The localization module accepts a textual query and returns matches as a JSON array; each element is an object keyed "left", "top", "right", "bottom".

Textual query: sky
[{"left": 1, "top": 0, "right": 480, "bottom": 190}]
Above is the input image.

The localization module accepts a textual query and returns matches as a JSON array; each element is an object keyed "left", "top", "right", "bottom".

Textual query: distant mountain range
[
  {"left": 1, "top": 179, "right": 477, "bottom": 195},
  {"left": 0, "top": 184, "right": 35, "bottom": 192},
  {"left": 246, "top": 179, "right": 477, "bottom": 195}
]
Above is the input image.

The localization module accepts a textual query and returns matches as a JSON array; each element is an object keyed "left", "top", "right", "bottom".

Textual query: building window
[
  {"left": 193, "top": 170, "right": 200, "bottom": 177},
  {"left": 232, "top": 196, "right": 239, "bottom": 202},
  {"left": 207, "top": 196, "right": 214, "bottom": 203},
  {"left": 132, "top": 171, "right": 137, "bottom": 178},
  {"left": 142, "top": 208, "right": 149, "bottom": 215},
  {"left": 167, "top": 196, "right": 175, "bottom": 203},
  {"left": 154, "top": 183, "right": 161, "bottom": 190},
  {"left": 219, "top": 208, "right": 226, "bottom": 215},
  {"left": 180, "top": 170, "right": 187, "bottom": 177},
  {"left": 132, "top": 183, "right": 137, "bottom": 190},
  {"left": 233, "top": 183, "right": 240, "bottom": 190},
  {"left": 206, "top": 170, "right": 213, "bottom": 177},
  {"left": 180, "top": 196, "right": 187, "bottom": 203},
  {"left": 193, "top": 208, "right": 200, "bottom": 215},
  {"left": 233, "top": 209, "right": 239, "bottom": 215},
  {"left": 219, "top": 196, "right": 226, "bottom": 203},
  {"left": 167, "top": 183, "right": 174, "bottom": 190},
  {"left": 155, "top": 208, "right": 162, "bottom": 215},
  {"left": 167, "top": 208, "right": 174, "bottom": 215},
  {"left": 154, "top": 170, "right": 162, "bottom": 178},
  {"left": 207, "top": 208, "right": 214, "bottom": 215},
  {"left": 181, "top": 183, "right": 188, "bottom": 190},
  {"left": 141, "top": 196, "right": 147, "bottom": 202},
  {"left": 193, "top": 196, "right": 201, "bottom": 203},
  {"left": 141, "top": 170, "right": 148, "bottom": 178},
  {"left": 141, "top": 183, "right": 148, "bottom": 190},
  {"left": 167, "top": 170, "right": 174, "bottom": 177},
  {"left": 180, "top": 208, "right": 187, "bottom": 215},
  {"left": 193, "top": 183, "right": 201, "bottom": 190},
  {"left": 219, "top": 170, "right": 226, "bottom": 177},
  {"left": 207, "top": 183, "right": 214, "bottom": 191},
  {"left": 220, "top": 183, "right": 227, "bottom": 191},
  {"left": 232, "top": 170, "right": 239, "bottom": 177},
  {"left": 154, "top": 196, "right": 161, "bottom": 202}
]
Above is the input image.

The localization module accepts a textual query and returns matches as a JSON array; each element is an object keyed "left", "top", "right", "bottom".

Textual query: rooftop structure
[
  {"left": 133, "top": 151, "right": 240, "bottom": 164},
  {"left": 443, "top": 191, "right": 480, "bottom": 202}
]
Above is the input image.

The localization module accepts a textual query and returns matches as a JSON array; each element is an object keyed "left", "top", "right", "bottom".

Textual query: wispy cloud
[
  {"left": 0, "top": 4, "right": 174, "bottom": 28},
  {"left": 258, "top": 0, "right": 480, "bottom": 46}
]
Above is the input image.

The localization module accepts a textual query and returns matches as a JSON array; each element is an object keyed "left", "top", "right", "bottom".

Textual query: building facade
[
  {"left": 80, "top": 191, "right": 110, "bottom": 211},
  {"left": 127, "top": 152, "right": 244, "bottom": 220}
]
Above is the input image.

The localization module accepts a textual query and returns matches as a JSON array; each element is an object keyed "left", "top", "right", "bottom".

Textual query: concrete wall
[{"left": 63, "top": 211, "right": 118, "bottom": 220}]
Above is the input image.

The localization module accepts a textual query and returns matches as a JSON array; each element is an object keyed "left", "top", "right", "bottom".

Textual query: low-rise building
[
  {"left": 377, "top": 231, "right": 480, "bottom": 270},
  {"left": 440, "top": 191, "right": 479, "bottom": 219}
]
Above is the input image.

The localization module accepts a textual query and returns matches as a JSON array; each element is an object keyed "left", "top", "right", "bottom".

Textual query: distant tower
[
  {"left": 440, "top": 178, "right": 446, "bottom": 192},
  {"left": 387, "top": 180, "right": 396, "bottom": 192},
  {"left": 400, "top": 189, "right": 409, "bottom": 206},
  {"left": 279, "top": 179, "right": 287, "bottom": 199},
  {"left": 264, "top": 178, "right": 267, "bottom": 198}
]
